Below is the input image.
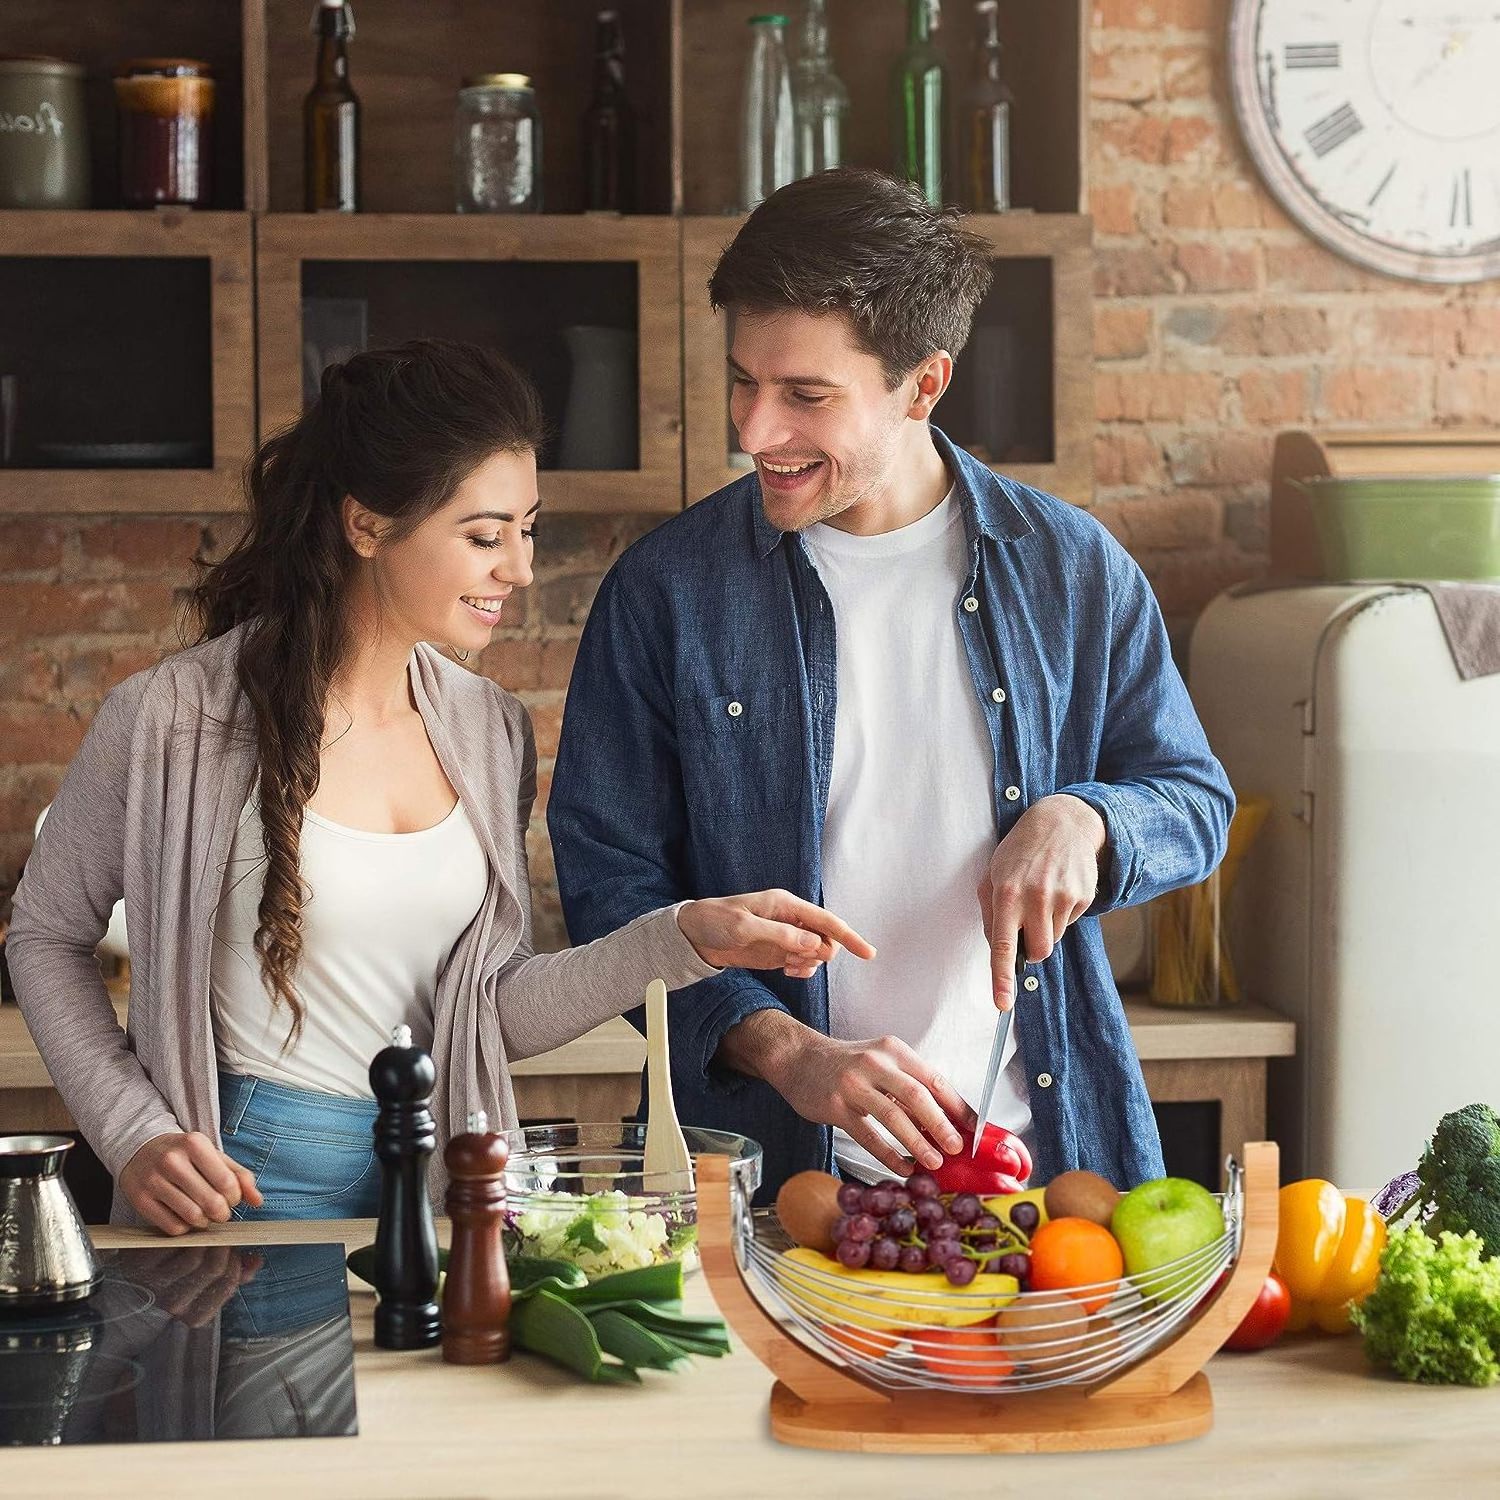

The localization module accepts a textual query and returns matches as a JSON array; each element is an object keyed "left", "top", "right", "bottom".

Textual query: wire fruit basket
[{"left": 697, "top": 1141, "right": 1279, "bottom": 1454}]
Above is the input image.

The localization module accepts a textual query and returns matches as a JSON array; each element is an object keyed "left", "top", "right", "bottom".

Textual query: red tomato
[{"left": 1222, "top": 1272, "right": 1292, "bottom": 1352}]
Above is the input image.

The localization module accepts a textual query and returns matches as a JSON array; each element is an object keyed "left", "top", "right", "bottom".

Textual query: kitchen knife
[{"left": 969, "top": 947, "right": 1026, "bottom": 1159}]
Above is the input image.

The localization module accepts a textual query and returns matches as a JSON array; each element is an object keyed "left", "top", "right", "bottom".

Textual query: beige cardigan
[{"left": 7, "top": 625, "right": 717, "bottom": 1222}]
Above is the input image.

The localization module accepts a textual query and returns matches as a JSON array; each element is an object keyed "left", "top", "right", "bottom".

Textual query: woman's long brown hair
[{"left": 190, "top": 341, "right": 544, "bottom": 1044}]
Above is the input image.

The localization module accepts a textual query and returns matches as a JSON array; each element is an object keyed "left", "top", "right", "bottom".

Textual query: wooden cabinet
[{"left": 3, "top": 0, "right": 1094, "bottom": 516}]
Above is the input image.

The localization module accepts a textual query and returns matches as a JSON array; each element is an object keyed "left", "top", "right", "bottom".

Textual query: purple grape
[
  {"left": 869, "top": 1236, "right": 901, "bottom": 1271},
  {"left": 914, "top": 1198, "right": 946, "bottom": 1230},
  {"left": 876, "top": 1177, "right": 904, "bottom": 1193},
  {"left": 846, "top": 1213, "right": 879, "bottom": 1243},
  {"left": 996, "top": 1253, "right": 1031, "bottom": 1279},
  {"left": 885, "top": 1206, "right": 917, "bottom": 1237},
  {"left": 928, "top": 1218, "right": 960, "bottom": 1241},
  {"left": 890, "top": 1187, "right": 914, "bottom": 1210},
  {"left": 950, "top": 1193, "right": 983, "bottom": 1227},
  {"left": 944, "top": 1255, "right": 979, "bottom": 1287},
  {"left": 926, "top": 1235, "right": 962, "bottom": 1265},
  {"left": 831, "top": 1214, "right": 852, "bottom": 1243},
  {"left": 971, "top": 1233, "right": 999, "bottom": 1252},
  {"left": 836, "top": 1238, "right": 871, "bottom": 1269},
  {"left": 836, "top": 1183, "right": 865, "bottom": 1214},
  {"left": 898, "top": 1244, "right": 929, "bottom": 1274},
  {"left": 906, "top": 1171, "right": 941, "bottom": 1200},
  {"left": 864, "top": 1186, "right": 897, "bottom": 1218},
  {"left": 1009, "top": 1201, "right": 1041, "bottom": 1233},
  {"left": 973, "top": 1212, "right": 1001, "bottom": 1233}
]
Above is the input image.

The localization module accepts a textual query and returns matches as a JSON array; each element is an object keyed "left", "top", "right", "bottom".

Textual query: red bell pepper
[{"left": 932, "top": 1122, "right": 1032, "bottom": 1196}]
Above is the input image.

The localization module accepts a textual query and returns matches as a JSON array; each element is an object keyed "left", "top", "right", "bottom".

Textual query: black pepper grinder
[{"left": 369, "top": 1023, "right": 441, "bottom": 1350}]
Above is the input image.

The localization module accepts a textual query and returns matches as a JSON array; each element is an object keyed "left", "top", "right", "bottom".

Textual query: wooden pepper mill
[
  {"left": 441, "top": 1109, "right": 512, "bottom": 1365},
  {"left": 369, "top": 1023, "right": 441, "bottom": 1350}
]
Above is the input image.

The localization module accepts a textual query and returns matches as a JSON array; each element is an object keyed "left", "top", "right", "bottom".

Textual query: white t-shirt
[
  {"left": 803, "top": 489, "right": 1033, "bottom": 1181},
  {"left": 210, "top": 795, "right": 488, "bottom": 1097}
]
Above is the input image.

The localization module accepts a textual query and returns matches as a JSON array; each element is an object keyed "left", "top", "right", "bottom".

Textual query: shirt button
[
  {"left": 1037, "top": 1072, "right": 1054, "bottom": 1088},
  {"left": 1022, "top": 975, "right": 1039, "bottom": 992},
  {"left": 1004, "top": 785, "right": 1021, "bottom": 802},
  {"left": 727, "top": 701, "right": 743, "bottom": 718},
  {"left": 991, "top": 687, "right": 1007, "bottom": 704},
  {"left": 962, "top": 596, "right": 979, "bottom": 613}
]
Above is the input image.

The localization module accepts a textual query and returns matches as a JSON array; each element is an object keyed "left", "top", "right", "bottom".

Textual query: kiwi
[
  {"left": 1043, "top": 1169, "right": 1122, "bottom": 1227},
  {"left": 775, "top": 1170, "right": 844, "bottom": 1254}
]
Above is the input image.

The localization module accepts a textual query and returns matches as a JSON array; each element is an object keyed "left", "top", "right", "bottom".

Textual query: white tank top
[{"left": 210, "top": 794, "right": 488, "bottom": 1097}]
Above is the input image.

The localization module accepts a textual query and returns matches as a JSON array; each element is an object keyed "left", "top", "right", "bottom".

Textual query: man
[{"left": 548, "top": 168, "right": 1233, "bottom": 1199}]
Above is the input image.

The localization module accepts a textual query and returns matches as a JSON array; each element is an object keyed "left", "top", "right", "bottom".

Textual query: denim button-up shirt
[{"left": 548, "top": 429, "right": 1234, "bottom": 1201}]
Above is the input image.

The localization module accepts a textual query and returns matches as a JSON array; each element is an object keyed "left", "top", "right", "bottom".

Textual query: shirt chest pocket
[{"left": 683, "top": 684, "right": 801, "bottom": 815}]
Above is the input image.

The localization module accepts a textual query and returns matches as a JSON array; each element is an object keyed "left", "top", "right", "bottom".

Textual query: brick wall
[
  {"left": 4, "top": 2, "right": 1496, "bottom": 938},
  {"left": 1090, "top": 0, "right": 1500, "bottom": 640}
]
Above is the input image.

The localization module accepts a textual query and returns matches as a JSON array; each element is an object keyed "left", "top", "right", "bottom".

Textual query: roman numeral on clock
[
  {"left": 1285, "top": 42, "right": 1340, "bottom": 69},
  {"left": 1305, "top": 103, "right": 1363, "bottom": 158},
  {"left": 1451, "top": 169, "right": 1473, "bottom": 228}
]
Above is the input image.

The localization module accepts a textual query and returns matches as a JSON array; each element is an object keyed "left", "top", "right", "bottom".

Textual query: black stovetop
[{"left": 0, "top": 1240, "right": 358, "bottom": 1447}]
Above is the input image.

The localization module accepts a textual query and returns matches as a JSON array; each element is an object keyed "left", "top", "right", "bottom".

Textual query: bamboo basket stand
[{"left": 696, "top": 1140, "right": 1280, "bottom": 1455}]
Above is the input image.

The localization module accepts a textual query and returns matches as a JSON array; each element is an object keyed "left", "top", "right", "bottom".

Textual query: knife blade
[{"left": 969, "top": 947, "right": 1026, "bottom": 1159}]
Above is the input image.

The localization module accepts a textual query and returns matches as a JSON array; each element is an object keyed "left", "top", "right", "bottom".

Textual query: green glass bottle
[{"left": 892, "top": 0, "right": 947, "bottom": 206}]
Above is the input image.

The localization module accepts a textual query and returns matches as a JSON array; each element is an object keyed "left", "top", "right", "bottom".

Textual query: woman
[{"left": 8, "top": 340, "right": 871, "bottom": 1234}]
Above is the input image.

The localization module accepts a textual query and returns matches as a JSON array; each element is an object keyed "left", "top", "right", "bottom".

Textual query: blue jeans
[{"left": 218, "top": 1071, "right": 380, "bottom": 1220}]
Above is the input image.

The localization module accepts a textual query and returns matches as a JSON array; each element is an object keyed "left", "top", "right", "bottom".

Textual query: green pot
[
  {"left": 1300, "top": 473, "right": 1500, "bottom": 582},
  {"left": 0, "top": 56, "right": 90, "bottom": 209}
]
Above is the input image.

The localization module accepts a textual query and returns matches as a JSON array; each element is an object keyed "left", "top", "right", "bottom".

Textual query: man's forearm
[{"left": 715, "top": 1007, "right": 812, "bottom": 1090}]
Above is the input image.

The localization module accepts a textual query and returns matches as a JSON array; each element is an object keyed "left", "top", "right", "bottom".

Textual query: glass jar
[
  {"left": 114, "top": 58, "right": 215, "bottom": 208},
  {"left": 454, "top": 73, "right": 541, "bottom": 213}
]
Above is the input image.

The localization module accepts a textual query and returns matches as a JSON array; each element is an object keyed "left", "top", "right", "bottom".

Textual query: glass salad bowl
[{"left": 501, "top": 1123, "right": 762, "bottom": 1281}]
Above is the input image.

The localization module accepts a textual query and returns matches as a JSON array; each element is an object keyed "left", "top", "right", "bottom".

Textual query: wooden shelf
[
  {"left": 0, "top": 211, "right": 254, "bottom": 515},
  {"left": 5, "top": 0, "right": 1094, "bottom": 516},
  {"left": 255, "top": 213, "right": 683, "bottom": 513},
  {"left": 685, "top": 212, "right": 1094, "bottom": 506}
]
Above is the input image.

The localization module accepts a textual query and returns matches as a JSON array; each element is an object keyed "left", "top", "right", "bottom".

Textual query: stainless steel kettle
[{"left": 0, "top": 1135, "right": 98, "bottom": 1308}]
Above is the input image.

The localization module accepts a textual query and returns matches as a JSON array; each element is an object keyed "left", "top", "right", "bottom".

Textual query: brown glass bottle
[
  {"left": 582, "top": 9, "right": 636, "bottom": 212},
  {"left": 304, "top": 0, "right": 359, "bottom": 212}
]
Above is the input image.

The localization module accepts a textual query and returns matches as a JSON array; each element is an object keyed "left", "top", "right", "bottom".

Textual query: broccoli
[
  {"left": 1382, "top": 1102, "right": 1500, "bottom": 1258},
  {"left": 1351, "top": 1224, "right": 1500, "bottom": 1386}
]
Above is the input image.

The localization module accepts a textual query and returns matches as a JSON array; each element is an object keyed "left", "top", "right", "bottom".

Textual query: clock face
[{"left": 1229, "top": 1, "right": 1500, "bottom": 282}]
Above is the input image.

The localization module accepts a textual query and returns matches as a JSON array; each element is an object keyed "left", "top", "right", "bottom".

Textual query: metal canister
[
  {"left": 114, "top": 57, "right": 215, "bottom": 208},
  {"left": 0, "top": 55, "right": 90, "bottom": 208}
]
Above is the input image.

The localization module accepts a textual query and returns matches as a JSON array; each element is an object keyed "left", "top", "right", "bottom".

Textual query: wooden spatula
[{"left": 641, "top": 978, "right": 695, "bottom": 1194}]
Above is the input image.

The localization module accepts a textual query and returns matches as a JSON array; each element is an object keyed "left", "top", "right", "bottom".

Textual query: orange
[
  {"left": 1027, "top": 1216, "right": 1123, "bottom": 1314},
  {"left": 822, "top": 1323, "right": 900, "bottom": 1361},
  {"left": 909, "top": 1319, "right": 1014, "bottom": 1389}
]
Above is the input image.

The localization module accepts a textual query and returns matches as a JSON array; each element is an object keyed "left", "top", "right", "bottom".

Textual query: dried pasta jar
[
  {"left": 0, "top": 56, "right": 90, "bottom": 208},
  {"left": 454, "top": 73, "right": 541, "bottom": 213},
  {"left": 114, "top": 58, "right": 215, "bottom": 208}
]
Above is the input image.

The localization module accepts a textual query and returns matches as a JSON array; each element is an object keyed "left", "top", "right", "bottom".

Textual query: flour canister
[{"left": 0, "top": 56, "right": 90, "bottom": 208}]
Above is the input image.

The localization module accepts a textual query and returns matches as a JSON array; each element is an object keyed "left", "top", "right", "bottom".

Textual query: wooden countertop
[
  {"left": 0, "top": 996, "right": 1292, "bottom": 1093},
  {"left": 2, "top": 1216, "right": 1487, "bottom": 1498}
]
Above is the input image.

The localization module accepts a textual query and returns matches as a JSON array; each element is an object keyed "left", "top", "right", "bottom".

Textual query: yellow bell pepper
[{"left": 1272, "top": 1179, "right": 1386, "bottom": 1335}]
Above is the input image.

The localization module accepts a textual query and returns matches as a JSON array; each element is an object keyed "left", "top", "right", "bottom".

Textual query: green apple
[{"left": 1110, "top": 1177, "right": 1226, "bottom": 1305}]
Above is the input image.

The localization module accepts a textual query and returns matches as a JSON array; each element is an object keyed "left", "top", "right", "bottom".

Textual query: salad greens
[{"left": 511, "top": 1189, "right": 698, "bottom": 1278}]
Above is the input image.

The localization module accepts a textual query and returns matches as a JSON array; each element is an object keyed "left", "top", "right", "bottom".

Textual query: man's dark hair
[{"left": 708, "top": 168, "right": 994, "bottom": 390}]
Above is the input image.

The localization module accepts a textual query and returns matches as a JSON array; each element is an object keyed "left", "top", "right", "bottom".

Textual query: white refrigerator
[{"left": 1189, "top": 584, "right": 1500, "bottom": 1190}]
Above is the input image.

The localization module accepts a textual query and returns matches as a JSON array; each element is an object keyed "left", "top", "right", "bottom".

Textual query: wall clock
[{"left": 1228, "top": 2, "right": 1500, "bottom": 283}]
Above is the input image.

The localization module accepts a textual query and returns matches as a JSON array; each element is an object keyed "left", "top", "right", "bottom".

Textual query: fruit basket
[
  {"left": 697, "top": 1141, "right": 1279, "bottom": 1454},
  {"left": 501, "top": 1122, "right": 761, "bottom": 1279}
]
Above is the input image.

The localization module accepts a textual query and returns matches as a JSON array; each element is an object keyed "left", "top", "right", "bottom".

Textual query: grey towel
[{"left": 1423, "top": 582, "right": 1500, "bottom": 681}]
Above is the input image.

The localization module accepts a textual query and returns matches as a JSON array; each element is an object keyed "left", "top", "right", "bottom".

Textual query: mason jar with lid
[
  {"left": 114, "top": 58, "right": 215, "bottom": 208},
  {"left": 0, "top": 55, "right": 90, "bottom": 208},
  {"left": 454, "top": 73, "right": 541, "bottom": 213}
]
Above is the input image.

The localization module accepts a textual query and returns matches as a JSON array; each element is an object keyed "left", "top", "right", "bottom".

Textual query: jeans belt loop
[{"left": 223, "top": 1073, "right": 258, "bottom": 1133}]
